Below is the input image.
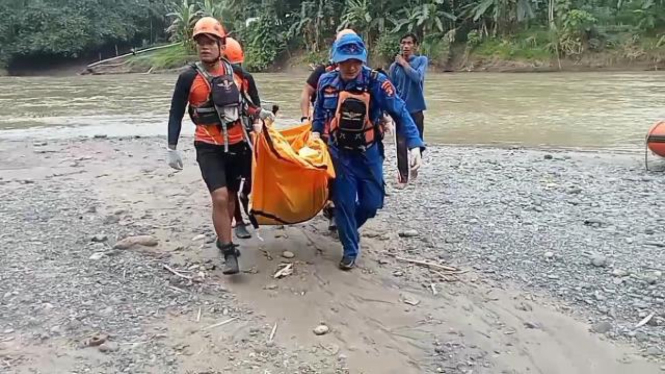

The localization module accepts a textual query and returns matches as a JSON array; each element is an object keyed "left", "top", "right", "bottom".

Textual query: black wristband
[{"left": 301, "top": 116, "right": 308, "bottom": 122}]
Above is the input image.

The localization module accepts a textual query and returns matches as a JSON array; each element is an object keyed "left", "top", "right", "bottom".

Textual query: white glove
[
  {"left": 259, "top": 109, "right": 275, "bottom": 122},
  {"left": 409, "top": 148, "right": 422, "bottom": 173},
  {"left": 311, "top": 132, "right": 321, "bottom": 141},
  {"left": 167, "top": 148, "right": 183, "bottom": 170}
]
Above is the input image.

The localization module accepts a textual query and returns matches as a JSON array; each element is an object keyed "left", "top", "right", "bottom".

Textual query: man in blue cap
[{"left": 311, "top": 33, "right": 425, "bottom": 270}]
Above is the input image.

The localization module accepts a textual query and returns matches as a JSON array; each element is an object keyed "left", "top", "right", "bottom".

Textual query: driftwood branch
[
  {"left": 396, "top": 257, "right": 460, "bottom": 272},
  {"left": 163, "top": 264, "right": 192, "bottom": 280},
  {"left": 202, "top": 318, "right": 237, "bottom": 331}
]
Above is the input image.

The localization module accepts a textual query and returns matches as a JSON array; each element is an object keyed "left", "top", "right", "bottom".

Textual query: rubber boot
[{"left": 217, "top": 241, "right": 240, "bottom": 275}]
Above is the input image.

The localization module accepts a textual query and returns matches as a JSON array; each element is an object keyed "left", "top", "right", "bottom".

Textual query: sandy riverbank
[{"left": 1, "top": 136, "right": 664, "bottom": 373}]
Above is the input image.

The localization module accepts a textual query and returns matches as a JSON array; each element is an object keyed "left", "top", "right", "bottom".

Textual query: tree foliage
[
  {"left": 1, "top": 0, "right": 664, "bottom": 69},
  {"left": 0, "top": 0, "right": 171, "bottom": 67}
]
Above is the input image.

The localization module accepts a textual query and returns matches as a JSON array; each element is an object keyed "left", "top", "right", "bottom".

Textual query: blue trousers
[{"left": 330, "top": 145, "right": 384, "bottom": 258}]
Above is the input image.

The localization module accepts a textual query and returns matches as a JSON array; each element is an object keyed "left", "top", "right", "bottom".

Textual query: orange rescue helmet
[
  {"left": 225, "top": 37, "right": 244, "bottom": 64},
  {"left": 192, "top": 17, "right": 226, "bottom": 41},
  {"left": 336, "top": 28, "right": 357, "bottom": 41}
]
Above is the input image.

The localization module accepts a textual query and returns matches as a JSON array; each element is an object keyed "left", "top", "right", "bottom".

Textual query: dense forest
[{"left": 1, "top": 0, "right": 664, "bottom": 72}]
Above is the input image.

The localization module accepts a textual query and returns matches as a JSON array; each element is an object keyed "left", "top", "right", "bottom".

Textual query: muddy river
[{"left": 1, "top": 71, "right": 663, "bottom": 150}]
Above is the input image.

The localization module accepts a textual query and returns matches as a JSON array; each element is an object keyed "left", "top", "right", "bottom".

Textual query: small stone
[
  {"left": 544, "top": 154, "right": 553, "bottom": 160},
  {"left": 398, "top": 229, "right": 419, "bottom": 238},
  {"left": 377, "top": 258, "right": 389, "bottom": 265},
  {"left": 265, "top": 284, "right": 278, "bottom": 290},
  {"left": 86, "top": 334, "right": 108, "bottom": 347},
  {"left": 590, "top": 254, "right": 608, "bottom": 268},
  {"left": 313, "top": 325, "right": 329, "bottom": 336},
  {"left": 98, "top": 342, "right": 118, "bottom": 353},
  {"left": 33, "top": 141, "right": 48, "bottom": 147},
  {"left": 91, "top": 234, "right": 108, "bottom": 243},
  {"left": 635, "top": 331, "right": 649, "bottom": 342},
  {"left": 103, "top": 215, "right": 120, "bottom": 225},
  {"left": 584, "top": 218, "right": 604, "bottom": 227},
  {"left": 594, "top": 291, "right": 606, "bottom": 301},
  {"left": 113, "top": 235, "right": 159, "bottom": 249},
  {"left": 192, "top": 234, "right": 206, "bottom": 241},
  {"left": 393, "top": 271, "right": 404, "bottom": 277},
  {"left": 281, "top": 251, "right": 295, "bottom": 259},
  {"left": 591, "top": 321, "right": 612, "bottom": 334},
  {"left": 93, "top": 134, "right": 108, "bottom": 139},
  {"left": 645, "top": 228, "right": 655, "bottom": 235},
  {"left": 523, "top": 322, "right": 541, "bottom": 329},
  {"left": 625, "top": 238, "right": 634, "bottom": 244},
  {"left": 544, "top": 251, "right": 554, "bottom": 259},
  {"left": 89, "top": 252, "right": 104, "bottom": 261},
  {"left": 646, "top": 347, "right": 660, "bottom": 356},
  {"left": 101, "top": 306, "right": 114, "bottom": 316},
  {"left": 567, "top": 187, "right": 582, "bottom": 194},
  {"left": 612, "top": 269, "right": 628, "bottom": 277},
  {"left": 113, "top": 209, "right": 126, "bottom": 216}
]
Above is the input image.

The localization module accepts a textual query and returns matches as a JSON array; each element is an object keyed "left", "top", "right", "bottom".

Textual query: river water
[{"left": 1, "top": 71, "right": 663, "bottom": 150}]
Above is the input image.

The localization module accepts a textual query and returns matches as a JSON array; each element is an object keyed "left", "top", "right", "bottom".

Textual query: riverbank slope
[
  {"left": 76, "top": 40, "right": 665, "bottom": 76},
  {"left": 1, "top": 135, "right": 664, "bottom": 373}
]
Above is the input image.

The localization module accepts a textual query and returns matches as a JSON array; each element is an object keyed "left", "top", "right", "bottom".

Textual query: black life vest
[{"left": 188, "top": 60, "right": 245, "bottom": 150}]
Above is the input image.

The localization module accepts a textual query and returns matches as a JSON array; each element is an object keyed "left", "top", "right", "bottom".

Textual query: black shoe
[
  {"left": 234, "top": 224, "right": 252, "bottom": 239},
  {"left": 218, "top": 242, "right": 240, "bottom": 275},
  {"left": 338, "top": 255, "right": 356, "bottom": 271},
  {"left": 217, "top": 239, "right": 241, "bottom": 257}
]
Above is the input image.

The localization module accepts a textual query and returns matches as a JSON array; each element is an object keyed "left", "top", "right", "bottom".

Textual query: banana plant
[{"left": 166, "top": 0, "right": 201, "bottom": 49}]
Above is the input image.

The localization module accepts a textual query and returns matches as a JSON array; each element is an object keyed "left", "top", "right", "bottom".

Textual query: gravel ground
[
  {"left": 0, "top": 151, "right": 342, "bottom": 373},
  {"left": 383, "top": 146, "right": 665, "bottom": 354},
  {"left": 1, "top": 137, "right": 664, "bottom": 373}
]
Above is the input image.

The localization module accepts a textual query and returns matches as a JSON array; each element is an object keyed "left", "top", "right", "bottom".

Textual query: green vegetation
[
  {"left": 0, "top": 0, "right": 171, "bottom": 69},
  {"left": 128, "top": 44, "right": 195, "bottom": 71},
  {"left": 1, "top": 0, "right": 664, "bottom": 72}
]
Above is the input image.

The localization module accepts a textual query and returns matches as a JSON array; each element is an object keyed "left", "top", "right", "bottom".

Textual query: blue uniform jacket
[
  {"left": 388, "top": 55, "right": 428, "bottom": 113},
  {"left": 312, "top": 66, "right": 425, "bottom": 151}
]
